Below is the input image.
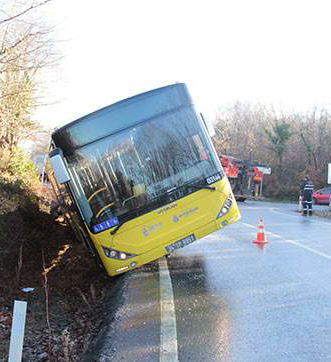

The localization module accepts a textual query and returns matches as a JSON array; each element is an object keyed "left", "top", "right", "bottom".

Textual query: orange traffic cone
[{"left": 254, "top": 218, "right": 269, "bottom": 244}]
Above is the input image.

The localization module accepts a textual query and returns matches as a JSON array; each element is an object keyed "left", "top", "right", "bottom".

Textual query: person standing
[{"left": 300, "top": 175, "right": 314, "bottom": 216}]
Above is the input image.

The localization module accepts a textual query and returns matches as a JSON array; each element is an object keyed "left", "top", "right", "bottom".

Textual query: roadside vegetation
[
  {"left": 0, "top": 2, "right": 111, "bottom": 361},
  {"left": 0, "top": 170, "right": 111, "bottom": 361},
  {"left": 214, "top": 102, "right": 331, "bottom": 199}
]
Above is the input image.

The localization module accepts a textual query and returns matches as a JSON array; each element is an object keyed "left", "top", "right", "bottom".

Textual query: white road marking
[
  {"left": 270, "top": 209, "right": 331, "bottom": 227},
  {"left": 240, "top": 222, "right": 331, "bottom": 260},
  {"left": 240, "top": 206, "right": 281, "bottom": 210},
  {"left": 159, "top": 257, "right": 178, "bottom": 362},
  {"left": 241, "top": 205, "right": 331, "bottom": 227},
  {"left": 285, "top": 239, "right": 331, "bottom": 261},
  {"left": 266, "top": 232, "right": 282, "bottom": 239},
  {"left": 240, "top": 222, "right": 255, "bottom": 229}
]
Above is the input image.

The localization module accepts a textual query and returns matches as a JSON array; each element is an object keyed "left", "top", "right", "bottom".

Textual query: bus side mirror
[{"left": 49, "top": 148, "right": 71, "bottom": 184}]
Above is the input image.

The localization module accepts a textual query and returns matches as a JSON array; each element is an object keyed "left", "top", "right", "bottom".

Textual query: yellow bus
[{"left": 49, "top": 83, "right": 240, "bottom": 276}]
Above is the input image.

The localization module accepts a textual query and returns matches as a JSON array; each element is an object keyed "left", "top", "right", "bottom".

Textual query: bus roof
[{"left": 51, "top": 83, "right": 193, "bottom": 154}]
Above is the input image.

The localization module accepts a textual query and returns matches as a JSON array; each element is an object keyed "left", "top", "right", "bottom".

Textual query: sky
[{"left": 38, "top": 0, "right": 331, "bottom": 129}]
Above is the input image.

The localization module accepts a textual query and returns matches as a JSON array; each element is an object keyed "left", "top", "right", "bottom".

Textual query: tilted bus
[{"left": 49, "top": 83, "right": 241, "bottom": 276}]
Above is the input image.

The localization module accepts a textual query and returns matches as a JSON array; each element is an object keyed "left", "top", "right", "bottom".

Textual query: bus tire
[{"left": 78, "top": 227, "right": 108, "bottom": 275}]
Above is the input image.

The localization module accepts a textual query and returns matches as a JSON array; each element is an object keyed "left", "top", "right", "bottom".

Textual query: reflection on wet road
[
  {"left": 92, "top": 201, "right": 331, "bottom": 361},
  {"left": 166, "top": 201, "right": 331, "bottom": 361}
]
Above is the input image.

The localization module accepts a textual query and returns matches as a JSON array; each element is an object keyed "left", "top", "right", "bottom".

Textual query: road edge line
[{"left": 159, "top": 257, "right": 178, "bottom": 362}]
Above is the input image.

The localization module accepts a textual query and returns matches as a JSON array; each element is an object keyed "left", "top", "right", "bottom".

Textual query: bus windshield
[{"left": 66, "top": 107, "right": 223, "bottom": 232}]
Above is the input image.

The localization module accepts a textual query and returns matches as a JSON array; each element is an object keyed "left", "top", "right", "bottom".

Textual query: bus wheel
[{"left": 79, "top": 227, "right": 107, "bottom": 274}]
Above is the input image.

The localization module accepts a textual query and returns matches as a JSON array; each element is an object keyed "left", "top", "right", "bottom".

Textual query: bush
[{"left": 0, "top": 147, "right": 39, "bottom": 187}]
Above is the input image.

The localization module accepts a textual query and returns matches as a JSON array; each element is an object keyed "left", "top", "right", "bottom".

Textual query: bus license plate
[{"left": 166, "top": 234, "right": 196, "bottom": 253}]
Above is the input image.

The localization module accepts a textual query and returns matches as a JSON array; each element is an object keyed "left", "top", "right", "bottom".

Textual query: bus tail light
[
  {"left": 102, "top": 246, "right": 136, "bottom": 260},
  {"left": 217, "top": 194, "right": 233, "bottom": 219}
]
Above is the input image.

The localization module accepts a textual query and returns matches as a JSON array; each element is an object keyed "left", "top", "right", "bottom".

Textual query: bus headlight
[
  {"left": 102, "top": 246, "right": 136, "bottom": 260},
  {"left": 217, "top": 194, "right": 233, "bottom": 219}
]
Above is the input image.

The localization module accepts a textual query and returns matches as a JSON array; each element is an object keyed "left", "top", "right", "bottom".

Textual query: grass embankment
[{"left": 0, "top": 177, "right": 110, "bottom": 361}]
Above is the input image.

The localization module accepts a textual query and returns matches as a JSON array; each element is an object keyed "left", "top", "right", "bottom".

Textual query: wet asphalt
[{"left": 89, "top": 201, "right": 331, "bottom": 362}]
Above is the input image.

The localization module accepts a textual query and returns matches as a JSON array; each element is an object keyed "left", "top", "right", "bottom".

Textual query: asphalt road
[{"left": 88, "top": 201, "right": 331, "bottom": 362}]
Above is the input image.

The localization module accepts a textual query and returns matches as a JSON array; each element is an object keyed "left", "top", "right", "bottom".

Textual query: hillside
[{"left": 0, "top": 178, "right": 111, "bottom": 361}]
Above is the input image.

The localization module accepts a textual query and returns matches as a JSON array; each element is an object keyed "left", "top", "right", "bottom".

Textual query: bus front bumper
[{"left": 98, "top": 207, "right": 241, "bottom": 277}]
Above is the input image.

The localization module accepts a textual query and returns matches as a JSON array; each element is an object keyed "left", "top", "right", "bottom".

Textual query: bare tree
[
  {"left": 213, "top": 100, "right": 331, "bottom": 198},
  {"left": 0, "top": 0, "right": 57, "bottom": 156}
]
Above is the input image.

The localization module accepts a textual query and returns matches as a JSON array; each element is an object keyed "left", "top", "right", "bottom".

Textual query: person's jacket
[{"left": 300, "top": 180, "right": 314, "bottom": 197}]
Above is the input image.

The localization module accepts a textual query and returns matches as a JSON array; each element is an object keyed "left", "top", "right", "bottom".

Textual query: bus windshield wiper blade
[
  {"left": 110, "top": 199, "right": 164, "bottom": 235},
  {"left": 110, "top": 221, "right": 127, "bottom": 235},
  {"left": 190, "top": 183, "right": 216, "bottom": 191}
]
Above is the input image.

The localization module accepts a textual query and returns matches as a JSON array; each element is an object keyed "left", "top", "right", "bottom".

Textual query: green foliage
[
  {"left": 9, "top": 149, "right": 37, "bottom": 175},
  {"left": 264, "top": 120, "right": 292, "bottom": 161},
  {"left": 0, "top": 147, "right": 39, "bottom": 186},
  {"left": 0, "top": 173, "right": 37, "bottom": 214}
]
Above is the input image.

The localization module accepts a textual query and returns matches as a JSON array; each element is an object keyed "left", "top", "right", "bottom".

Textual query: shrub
[{"left": 0, "top": 147, "right": 39, "bottom": 187}]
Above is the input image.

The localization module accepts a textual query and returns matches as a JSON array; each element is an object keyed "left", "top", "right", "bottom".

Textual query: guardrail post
[{"left": 8, "top": 300, "right": 27, "bottom": 362}]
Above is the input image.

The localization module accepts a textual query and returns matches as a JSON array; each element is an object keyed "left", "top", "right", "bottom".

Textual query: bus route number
[{"left": 206, "top": 173, "right": 221, "bottom": 185}]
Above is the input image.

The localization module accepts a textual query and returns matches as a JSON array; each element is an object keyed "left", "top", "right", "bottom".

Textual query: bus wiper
[
  {"left": 110, "top": 222, "right": 126, "bottom": 235},
  {"left": 190, "top": 183, "right": 216, "bottom": 191},
  {"left": 110, "top": 200, "right": 159, "bottom": 235}
]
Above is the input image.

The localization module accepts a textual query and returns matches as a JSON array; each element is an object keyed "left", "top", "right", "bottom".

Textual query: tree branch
[{"left": 0, "top": 0, "right": 52, "bottom": 26}]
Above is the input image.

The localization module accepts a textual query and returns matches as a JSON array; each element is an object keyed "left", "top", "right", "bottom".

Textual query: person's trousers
[{"left": 302, "top": 195, "right": 313, "bottom": 215}]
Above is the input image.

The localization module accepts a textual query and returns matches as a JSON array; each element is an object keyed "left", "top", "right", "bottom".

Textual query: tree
[
  {"left": 264, "top": 120, "right": 291, "bottom": 175},
  {"left": 298, "top": 108, "right": 331, "bottom": 185},
  {"left": 0, "top": 0, "right": 57, "bottom": 159},
  {"left": 213, "top": 99, "right": 331, "bottom": 198}
]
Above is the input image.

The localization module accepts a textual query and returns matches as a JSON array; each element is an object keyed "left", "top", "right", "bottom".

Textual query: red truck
[{"left": 220, "top": 155, "right": 270, "bottom": 201}]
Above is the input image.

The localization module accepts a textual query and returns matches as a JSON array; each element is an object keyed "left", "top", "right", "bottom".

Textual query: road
[{"left": 86, "top": 201, "right": 331, "bottom": 362}]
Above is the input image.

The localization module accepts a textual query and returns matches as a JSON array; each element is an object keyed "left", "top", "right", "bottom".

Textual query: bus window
[{"left": 65, "top": 107, "right": 222, "bottom": 231}]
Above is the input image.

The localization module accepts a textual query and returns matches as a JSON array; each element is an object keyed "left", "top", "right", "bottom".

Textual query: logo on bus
[
  {"left": 142, "top": 222, "right": 163, "bottom": 237},
  {"left": 173, "top": 207, "right": 198, "bottom": 222},
  {"left": 206, "top": 173, "right": 221, "bottom": 185},
  {"left": 157, "top": 203, "right": 178, "bottom": 214}
]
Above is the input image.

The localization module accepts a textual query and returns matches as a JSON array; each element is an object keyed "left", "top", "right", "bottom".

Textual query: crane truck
[{"left": 219, "top": 155, "right": 271, "bottom": 201}]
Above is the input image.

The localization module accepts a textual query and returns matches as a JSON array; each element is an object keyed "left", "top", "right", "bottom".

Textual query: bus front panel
[{"left": 88, "top": 177, "right": 240, "bottom": 276}]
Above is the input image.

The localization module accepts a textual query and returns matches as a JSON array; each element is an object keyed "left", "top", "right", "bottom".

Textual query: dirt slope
[{"left": 0, "top": 179, "right": 112, "bottom": 361}]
